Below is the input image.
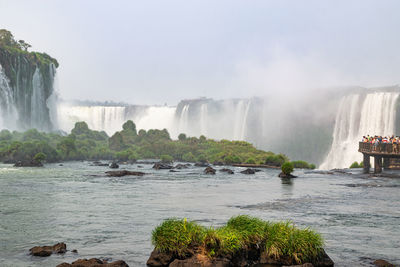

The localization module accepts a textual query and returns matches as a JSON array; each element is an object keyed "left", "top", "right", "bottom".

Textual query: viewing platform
[{"left": 359, "top": 142, "right": 400, "bottom": 173}]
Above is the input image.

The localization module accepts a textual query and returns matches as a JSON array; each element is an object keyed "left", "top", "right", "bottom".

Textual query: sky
[{"left": 1, "top": 0, "right": 400, "bottom": 105}]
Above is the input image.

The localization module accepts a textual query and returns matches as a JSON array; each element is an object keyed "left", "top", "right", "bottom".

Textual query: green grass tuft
[{"left": 151, "top": 216, "right": 324, "bottom": 264}]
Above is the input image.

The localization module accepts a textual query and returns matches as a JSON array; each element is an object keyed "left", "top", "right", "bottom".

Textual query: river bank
[{"left": 0, "top": 162, "right": 399, "bottom": 266}]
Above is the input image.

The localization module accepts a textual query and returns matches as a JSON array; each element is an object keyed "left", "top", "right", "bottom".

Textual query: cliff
[{"left": 0, "top": 29, "right": 58, "bottom": 130}]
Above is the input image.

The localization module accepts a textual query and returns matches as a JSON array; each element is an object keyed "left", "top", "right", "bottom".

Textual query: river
[{"left": 0, "top": 162, "right": 399, "bottom": 266}]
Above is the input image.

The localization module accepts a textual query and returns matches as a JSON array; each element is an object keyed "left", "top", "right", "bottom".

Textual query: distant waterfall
[
  {"left": 178, "top": 105, "right": 189, "bottom": 136},
  {"left": 320, "top": 92, "right": 400, "bottom": 169},
  {"left": 58, "top": 105, "right": 176, "bottom": 136},
  {"left": 200, "top": 103, "right": 208, "bottom": 136}
]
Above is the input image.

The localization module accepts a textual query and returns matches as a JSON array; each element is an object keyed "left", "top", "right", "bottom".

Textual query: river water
[{"left": 0, "top": 162, "right": 399, "bottom": 267}]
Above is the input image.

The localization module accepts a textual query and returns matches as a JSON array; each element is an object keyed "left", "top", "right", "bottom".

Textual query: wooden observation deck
[{"left": 359, "top": 142, "right": 400, "bottom": 173}]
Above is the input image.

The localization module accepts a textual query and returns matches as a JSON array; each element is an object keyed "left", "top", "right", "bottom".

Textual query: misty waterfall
[{"left": 320, "top": 92, "right": 400, "bottom": 169}]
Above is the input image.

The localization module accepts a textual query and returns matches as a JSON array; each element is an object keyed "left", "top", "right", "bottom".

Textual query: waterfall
[
  {"left": 178, "top": 105, "right": 189, "bottom": 136},
  {"left": 58, "top": 104, "right": 177, "bottom": 136},
  {"left": 200, "top": 103, "right": 208, "bottom": 136},
  {"left": 0, "top": 65, "right": 17, "bottom": 129},
  {"left": 233, "top": 100, "right": 250, "bottom": 140},
  {"left": 320, "top": 92, "right": 400, "bottom": 169}
]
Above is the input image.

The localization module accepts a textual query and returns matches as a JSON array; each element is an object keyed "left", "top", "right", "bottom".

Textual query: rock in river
[
  {"left": 105, "top": 170, "right": 145, "bottom": 177},
  {"left": 29, "top": 242, "right": 66, "bottom": 257},
  {"left": 57, "top": 258, "right": 129, "bottom": 267},
  {"left": 240, "top": 168, "right": 256, "bottom": 174},
  {"left": 153, "top": 162, "right": 173, "bottom": 170},
  {"left": 204, "top": 166, "right": 216, "bottom": 174},
  {"left": 278, "top": 172, "right": 297, "bottom": 178},
  {"left": 109, "top": 162, "right": 119, "bottom": 169}
]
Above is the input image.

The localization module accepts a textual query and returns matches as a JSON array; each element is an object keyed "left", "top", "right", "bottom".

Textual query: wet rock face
[
  {"left": 146, "top": 249, "right": 174, "bottom": 266},
  {"left": 204, "top": 166, "right": 216, "bottom": 174},
  {"left": 169, "top": 254, "right": 231, "bottom": 267},
  {"left": 373, "top": 259, "right": 395, "bottom": 267},
  {"left": 57, "top": 258, "right": 129, "bottom": 267},
  {"left": 146, "top": 248, "right": 334, "bottom": 267},
  {"left": 174, "top": 163, "right": 191, "bottom": 169},
  {"left": 29, "top": 242, "right": 66, "bottom": 257}
]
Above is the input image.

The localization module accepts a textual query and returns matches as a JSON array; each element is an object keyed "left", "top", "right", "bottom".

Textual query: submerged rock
[
  {"left": 29, "top": 242, "right": 66, "bottom": 257},
  {"left": 14, "top": 160, "right": 43, "bottom": 167},
  {"left": 57, "top": 258, "right": 129, "bottom": 267},
  {"left": 204, "top": 166, "right": 216, "bottom": 174},
  {"left": 278, "top": 172, "right": 297, "bottom": 178},
  {"left": 220, "top": 168, "right": 234, "bottom": 174},
  {"left": 153, "top": 162, "right": 173, "bottom": 170},
  {"left": 105, "top": 170, "right": 145, "bottom": 177},
  {"left": 109, "top": 162, "right": 119, "bottom": 169}
]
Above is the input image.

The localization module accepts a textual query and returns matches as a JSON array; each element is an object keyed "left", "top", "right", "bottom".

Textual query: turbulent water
[
  {"left": 0, "top": 162, "right": 399, "bottom": 267},
  {"left": 320, "top": 92, "right": 400, "bottom": 169}
]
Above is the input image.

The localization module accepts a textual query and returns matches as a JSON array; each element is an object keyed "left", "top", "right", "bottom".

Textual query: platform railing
[{"left": 359, "top": 142, "right": 399, "bottom": 154}]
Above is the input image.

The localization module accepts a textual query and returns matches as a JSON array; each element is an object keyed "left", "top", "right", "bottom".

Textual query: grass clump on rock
[{"left": 150, "top": 215, "right": 325, "bottom": 265}]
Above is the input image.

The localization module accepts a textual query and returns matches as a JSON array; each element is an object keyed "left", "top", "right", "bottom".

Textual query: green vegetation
[
  {"left": 281, "top": 162, "right": 294, "bottom": 175},
  {"left": 349, "top": 161, "right": 364, "bottom": 168},
  {"left": 0, "top": 29, "right": 59, "bottom": 67},
  {"left": 0, "top": 120, "right": 315, "bottom": 166},
  {"left": 291, "top": 160, "right": 316, "bottom": 169},
  {"left": 151, "top": 215, "right": 324, "bottom": 265}
]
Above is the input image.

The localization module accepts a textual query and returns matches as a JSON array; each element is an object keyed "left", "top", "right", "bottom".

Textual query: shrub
[
  {"left": 265, "top": 154, "right": 286, "bottom": 166},
  {"left": 349, "top": 161, "right": 364, "bottom": 168},
  {"left": 245, "top": 157, "right": 256, "bottom": 164},
  {"left": 281, "top": 162, "right": 294, "bottom": 175},
  {"left": 182, "top": 152, "right": 196, "bottom": 162},
  {"left": 291, "top": 160, "right": 312, "bottom": 169},
  {"left": 161, "top": 154, "right": 174, "bottom": 163},
  {"left": 33, "top": 152, "right": 46, "bottom": 162}
]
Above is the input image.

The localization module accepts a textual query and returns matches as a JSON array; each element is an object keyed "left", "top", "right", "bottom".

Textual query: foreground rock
[
  {"left": 373, "top": 259, "right": 395, "bottom": 267},
  {"left": 29, "top": 242, "right": 66, "bottom": 257},
  {"left": 204, "top": 166, "right": 216, "bottom": 174},
  {"left": 57, "top": 258, "right": 129, "bottom": 267},
  {"left": 147, "top": 248, "right": 334, "bottom": 267},
  {"left": 109, "top": 162, "right": 119, "bottom": 169},
  {"left": 105, "top": 170, "right": 145, "bottom": 177},
  {"left": 153, "top": 162, "right": 173, "bottom": 170},
  {"left": 14, "top": 160, "right": 43, "bottom": 167},
  {"left": 220, "top": 168, "right": 234, "bottom": 174},
  {"left": 279, "top": 172, "right": 297, "bottom": 178}
]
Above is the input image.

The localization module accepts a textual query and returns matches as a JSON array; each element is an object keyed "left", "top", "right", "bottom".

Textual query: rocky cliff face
[{"left": 0, "top": 41, "right": 58, "bottom": 131}]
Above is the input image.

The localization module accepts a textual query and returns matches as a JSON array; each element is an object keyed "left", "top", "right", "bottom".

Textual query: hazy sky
[{"left": 1, "top": 0, "right": 400, "bottom": 105}]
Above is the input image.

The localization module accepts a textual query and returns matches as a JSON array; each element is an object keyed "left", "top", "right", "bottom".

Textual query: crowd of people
[{"left": 362, "top": 135, "right": 400, "bottom": 152}]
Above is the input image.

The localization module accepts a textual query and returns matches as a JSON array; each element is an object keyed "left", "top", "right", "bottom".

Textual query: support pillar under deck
[
  {"left": 363, "top": 153, "right": 370, "bottom": 173},
  {"left": 374, "top": 156, "right": 382, "bottom": 174}
]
